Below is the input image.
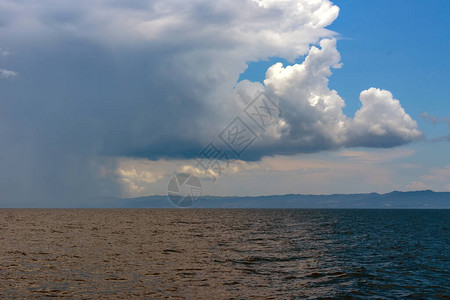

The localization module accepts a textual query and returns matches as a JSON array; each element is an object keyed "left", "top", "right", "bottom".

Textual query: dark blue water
[{"left": 0, "top": 209, "right": 449, "bottom": 298}]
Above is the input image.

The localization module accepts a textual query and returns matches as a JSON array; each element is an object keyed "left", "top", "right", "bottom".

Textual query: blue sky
[
  {"left": 237, "top": 0, "right": 450, "bottom": 187},
  {"left": 329, "top": 0, "right": 450, "bottom": 172},
  {"left": 241, "top": 0, "right": 450, "bottom": 127},
  {"left": 0, "top": 0, "right": 449, "bottom": 206}
]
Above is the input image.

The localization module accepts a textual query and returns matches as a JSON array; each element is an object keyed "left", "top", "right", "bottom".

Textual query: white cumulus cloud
[
  {"left": 0, "top": 68, "right": 18, "bottom": 79},
  {"left": 348, "top": 88, "right": 422, "bottom": 147},
  {"left": 236, "top": 38, "right": 422, "bottom": 154}
]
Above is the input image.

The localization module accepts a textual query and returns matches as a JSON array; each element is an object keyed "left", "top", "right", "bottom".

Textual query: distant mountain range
[{"left": 93, "top": 190, "right": 450, "bottom": 209}]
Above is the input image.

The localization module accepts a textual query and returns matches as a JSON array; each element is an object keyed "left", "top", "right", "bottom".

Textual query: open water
[{"left": 0, "top": 209, "right": 448, "bottom": 299}]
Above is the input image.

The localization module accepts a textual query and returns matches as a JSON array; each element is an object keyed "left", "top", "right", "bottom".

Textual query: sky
[{"left": 0, "top": 0, "right": 449, "bottom": 206}]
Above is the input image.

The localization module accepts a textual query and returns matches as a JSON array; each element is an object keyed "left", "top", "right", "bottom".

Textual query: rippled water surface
[{"left": 0, "top": 209, "right": 449, "bottom": 299}]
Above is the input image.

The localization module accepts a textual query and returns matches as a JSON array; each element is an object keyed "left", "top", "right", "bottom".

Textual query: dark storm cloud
[{"left": 0, "top": 0, "right": 421, "bottom": 205}]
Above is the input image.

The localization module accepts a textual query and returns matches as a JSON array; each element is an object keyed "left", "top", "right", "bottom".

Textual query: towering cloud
[
  {"left": 0, "top": 0, "right": 421, "bottom": 204},
  {"left": 237, "top": 39, "right": 421, "bottom": 155}
]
